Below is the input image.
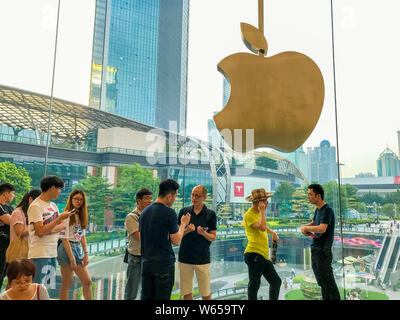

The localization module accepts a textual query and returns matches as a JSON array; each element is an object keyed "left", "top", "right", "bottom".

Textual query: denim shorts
[{"left": 57, "top": 241, "right": 84, "bottom": 266}]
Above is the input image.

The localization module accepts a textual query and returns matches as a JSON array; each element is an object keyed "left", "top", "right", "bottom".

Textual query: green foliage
[
  {"left": 382, "top": 203, "right": 396, "bottom": 217},
  {"left": 234, "top": 280, "right": 248, "bottom": 288},
  {"left": 362, "top": 192, "right": 384, "bottom": 205},
  {"left": 217, "top": 203, "right": 233, "bottom": 224},
  {"left": 0, "top": 161, "right": 31, "bottom": 204},
  {"left": 74, "top": 172, "right": 112, "bottom": 231},
  {"left": 112, "top": 163, "right": 159, "bottom": 226},
  {"left": 285, "top": 289, "right": 305, "bottom": 300},
  {"left": 273, "top": 182, "right": 295, "bottom": 216},
  {"left": 300, "top": 278, "right": 322, "bottom": 300},
  {"left": 255, "top": 156, "right": 278, "bottom": 170},
  {"left": 293, "top": 276, "right": 304, "bottom": 284},
  {"left": 85, "top": 230, "right": 125, "bottom": 243},
  {"left": 291, "top": 187, "right": 313, "bottom": 218}
]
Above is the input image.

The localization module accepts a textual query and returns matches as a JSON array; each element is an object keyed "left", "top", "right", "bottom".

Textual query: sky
[{"left": 0, "top": 0, "right": 399, "bottom": 178}]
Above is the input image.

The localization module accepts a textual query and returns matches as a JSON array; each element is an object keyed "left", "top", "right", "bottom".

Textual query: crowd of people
[
  {"left": 0, "top": 176, "right": 340, "bottom": 300},
  {"left": 0, "top": 177, "right": 90, "bottom": 300}
]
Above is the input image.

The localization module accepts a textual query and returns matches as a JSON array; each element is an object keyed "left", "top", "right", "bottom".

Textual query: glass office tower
[{"left": 89, "top": 0, "right": 189, "bottom": 132}]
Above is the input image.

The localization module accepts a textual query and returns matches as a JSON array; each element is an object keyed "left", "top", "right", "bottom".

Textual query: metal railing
[{"left": 87, "top": 238, "right": 126, "bottom": 255}]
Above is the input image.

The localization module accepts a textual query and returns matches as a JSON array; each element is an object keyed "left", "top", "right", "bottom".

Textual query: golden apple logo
[{"left": 213, "top": 16, "right": 325, "bottom": 153}]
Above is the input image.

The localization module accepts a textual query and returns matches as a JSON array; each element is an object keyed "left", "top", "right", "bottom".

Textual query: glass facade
[
  {"left": 89, "top": 0, "right": 188, "bottom": 133},
  {"left": 1, "top": 0, "right": 400, "bottom": 305}
]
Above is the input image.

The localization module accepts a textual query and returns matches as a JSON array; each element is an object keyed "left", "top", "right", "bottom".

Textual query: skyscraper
[
  {"left": 377, "top": 147, "right": 399, "bottom": 177},
  {"left": 89, "top": 0, "right": 189, "bottom": 133},
  {"left": 277, "top": 146, "right": 308, "bottom": 186},
  {"left": 307, "top": 140, "right": 338, "bottom": 184}
]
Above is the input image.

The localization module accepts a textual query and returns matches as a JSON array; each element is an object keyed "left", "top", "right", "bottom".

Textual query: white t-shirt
[
  {"left": 27, "top": 198, "right": 60, "bottom": 259},
  {"left": 59, "top": 215, "right": 85, "bottom": 243}
]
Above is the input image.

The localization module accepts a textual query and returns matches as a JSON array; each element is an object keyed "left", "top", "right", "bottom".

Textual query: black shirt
[
  {"left": 311, "top": 203, "right": 335, "bottom": 249},
  {"left": 139, "top": 202, "right": 179, "bottom": 264},
  {"left": 178, "top": 205, "right": 217, "bottom": 265},
  {"left": 0, "top": 203, "right": 13, "bottom": 249}
]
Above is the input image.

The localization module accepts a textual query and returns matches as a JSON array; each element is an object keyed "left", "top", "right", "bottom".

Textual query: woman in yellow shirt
[{"left": 243, "top": 188, "right": 281, "bottom": 300}]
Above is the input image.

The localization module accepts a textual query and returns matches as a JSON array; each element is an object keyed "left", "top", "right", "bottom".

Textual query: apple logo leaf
[{"left": 241, "top": 23, "right": 268, "bottom": 55}]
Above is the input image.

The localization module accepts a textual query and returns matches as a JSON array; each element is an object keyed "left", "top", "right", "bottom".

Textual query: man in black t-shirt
[
  {"left": 300, "top": 183, "right": 340, "bottom": 300},
  {"left": 178, "top": 185, "right": 217, "bottom": 300},
  {"left": 139, "top": 179, "right": 190, "bottom": 300},
  {"left": 0, "top": 183, "right": 15, "bottom": 289}
]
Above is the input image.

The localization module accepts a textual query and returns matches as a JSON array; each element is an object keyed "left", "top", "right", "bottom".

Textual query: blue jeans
[
  {"left": 125, "top": 254, "right": 141, "bottom": 300},
  {"left": 141, "top": 261, "right": 175, "bottom": 300}
]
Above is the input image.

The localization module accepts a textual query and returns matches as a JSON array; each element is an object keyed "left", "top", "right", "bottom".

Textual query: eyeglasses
[
  {"left": 72, "top": 197, "right": 84, "bottom": 202},
  {"left": 191, "top": 194, "right": 205, "bottom": 198}
]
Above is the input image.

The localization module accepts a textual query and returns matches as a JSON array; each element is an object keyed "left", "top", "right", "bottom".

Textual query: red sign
[
  {"left": 234, "top": 182, "right": 244, "bottom": 197},
  {"left": 395, "top": 176, "right": 400, "bottom": 184}
]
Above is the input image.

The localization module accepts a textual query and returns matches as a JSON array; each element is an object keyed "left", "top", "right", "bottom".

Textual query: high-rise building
[
  {"left": 222, "top": 77, "right": 231, "bottom": 107},
  {"left": 307, "top": 140, "right": 338, "bottom": 184},
  {"left": 208, "top": 112, "right": 224, "bottom": 149},
  {"left": 377, "top": 147, "right": 399, "bottom": 177},
  {"left": 208, "top": 77, "right": 232, "bottom": 150},
  {"left": 89, "top": 0, "right": 189, "bottom": 132},
  {"left": 397, "top": 130, "right": 400, "bottom": 157},
  {"left": 277, "top": 146, "right": 308, "bottom": 186}
]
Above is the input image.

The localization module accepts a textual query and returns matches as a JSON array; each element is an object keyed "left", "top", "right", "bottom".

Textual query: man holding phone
[
  {"left": 177, "top": 185, "right": 217, "bottom": 300},
  {"left": 300, "top": 184, "right": 340, "bottom": 300},
  {"left": 27, "top": 175, "right": 74, "bottom": 298},
  {"left": 243, "top": 188, "right": 281, "bottom": 300}
]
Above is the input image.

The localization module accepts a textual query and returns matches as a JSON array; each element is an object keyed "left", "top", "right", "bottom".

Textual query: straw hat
[{"left": 245, "top": 188, "right": 274, "bottom": 202}]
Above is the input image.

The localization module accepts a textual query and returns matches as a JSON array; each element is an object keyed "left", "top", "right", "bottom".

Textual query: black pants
[
  {"left": 311, "top": 247, "right": 341, "bottom": 300},
  {"left": 141, "top": 261, "right": 175, "bottom": 300},
  {"left": 244, "top": 252, "right": 281, "bottom": 300}
]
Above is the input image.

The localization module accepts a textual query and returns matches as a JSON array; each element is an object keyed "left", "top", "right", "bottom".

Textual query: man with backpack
[
  {"left": 177, "top": 185, "right": 217, "bottom": 300},
  {"left": 124, "top": 188, "right": 153, "bottom": 300}
]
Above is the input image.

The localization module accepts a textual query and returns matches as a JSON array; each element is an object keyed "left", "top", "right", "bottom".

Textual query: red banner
[{"left": 234, "top": 182, "right": 244, "bottom": 197}]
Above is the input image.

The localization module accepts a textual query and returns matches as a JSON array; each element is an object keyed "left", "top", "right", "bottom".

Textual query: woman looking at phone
[{"left": 57, "top": 189, "right": 92, "bottom": 300}]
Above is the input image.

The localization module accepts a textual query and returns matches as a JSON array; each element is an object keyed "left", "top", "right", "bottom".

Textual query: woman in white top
[
  {"left": 57, "top": 189, "right": 92, "bottom": 300},
  {"left": 0, "top": 258, "right": 49, "bottom": 300}
]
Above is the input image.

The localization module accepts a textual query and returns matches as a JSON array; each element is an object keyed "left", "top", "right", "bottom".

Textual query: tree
[
  {"left": 75, "top": 172, "right": 112, "bottom": 231},
  {"left": 382, "top": 203, "right": 396, "bottom": 218},
  {"left": 255, "top": 156, "right": 278, "bottom": 170},
  {"left": 359, "top": 192, "right": 384, "bottom": 206},
  {"left": 0, "top": 161, "right": 31, "bottom": 204},
  {"left": 217, "top": 203, "right": 233, "bottom": 225},
  {"left": 291, "top": 187, "right": 313, "bottom": 219},
  {"left": 111, "top": 163, "right": 159, "bottom": 226},
  {"left": 272, "top": 182, "right": 295, "bottom": 217}
]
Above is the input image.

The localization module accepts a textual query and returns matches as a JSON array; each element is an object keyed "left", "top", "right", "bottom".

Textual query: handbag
[{"left": 6, "top": 234, "right": 29, "bottom": 262}]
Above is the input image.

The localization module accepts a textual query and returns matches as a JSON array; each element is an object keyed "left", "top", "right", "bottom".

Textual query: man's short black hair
[
  {"left": 40, "top": 175, "right": 64, "bottom": 192},
  {"left": 158, "top": 179, "right": 180, "bottom": 198},
  {"left": 0, "top": 183, "right": 15, "bottom": 195},
  {"left": 308, "top": 183, "right": 324, "bottom": 200},
  {"left": 136, "top": 188, "right": 153, "bottom": 200}
]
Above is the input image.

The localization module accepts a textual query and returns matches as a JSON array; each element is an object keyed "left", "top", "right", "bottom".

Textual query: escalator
[
  {"left": 383, "top": 236, "right": 400, "bottom": 283},
  {"left": 375, "top": 235, "right": 389, "bottom": 272}
]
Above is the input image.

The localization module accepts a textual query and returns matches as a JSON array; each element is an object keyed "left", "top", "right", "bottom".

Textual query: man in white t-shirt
[{"left": 27, "top": 175, "right": 74, "bottom": 298}]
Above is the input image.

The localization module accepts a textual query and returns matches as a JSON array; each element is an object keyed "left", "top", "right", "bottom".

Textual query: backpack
[{"left": 123, "top": 211, "right": 140, "bottom": 263}]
